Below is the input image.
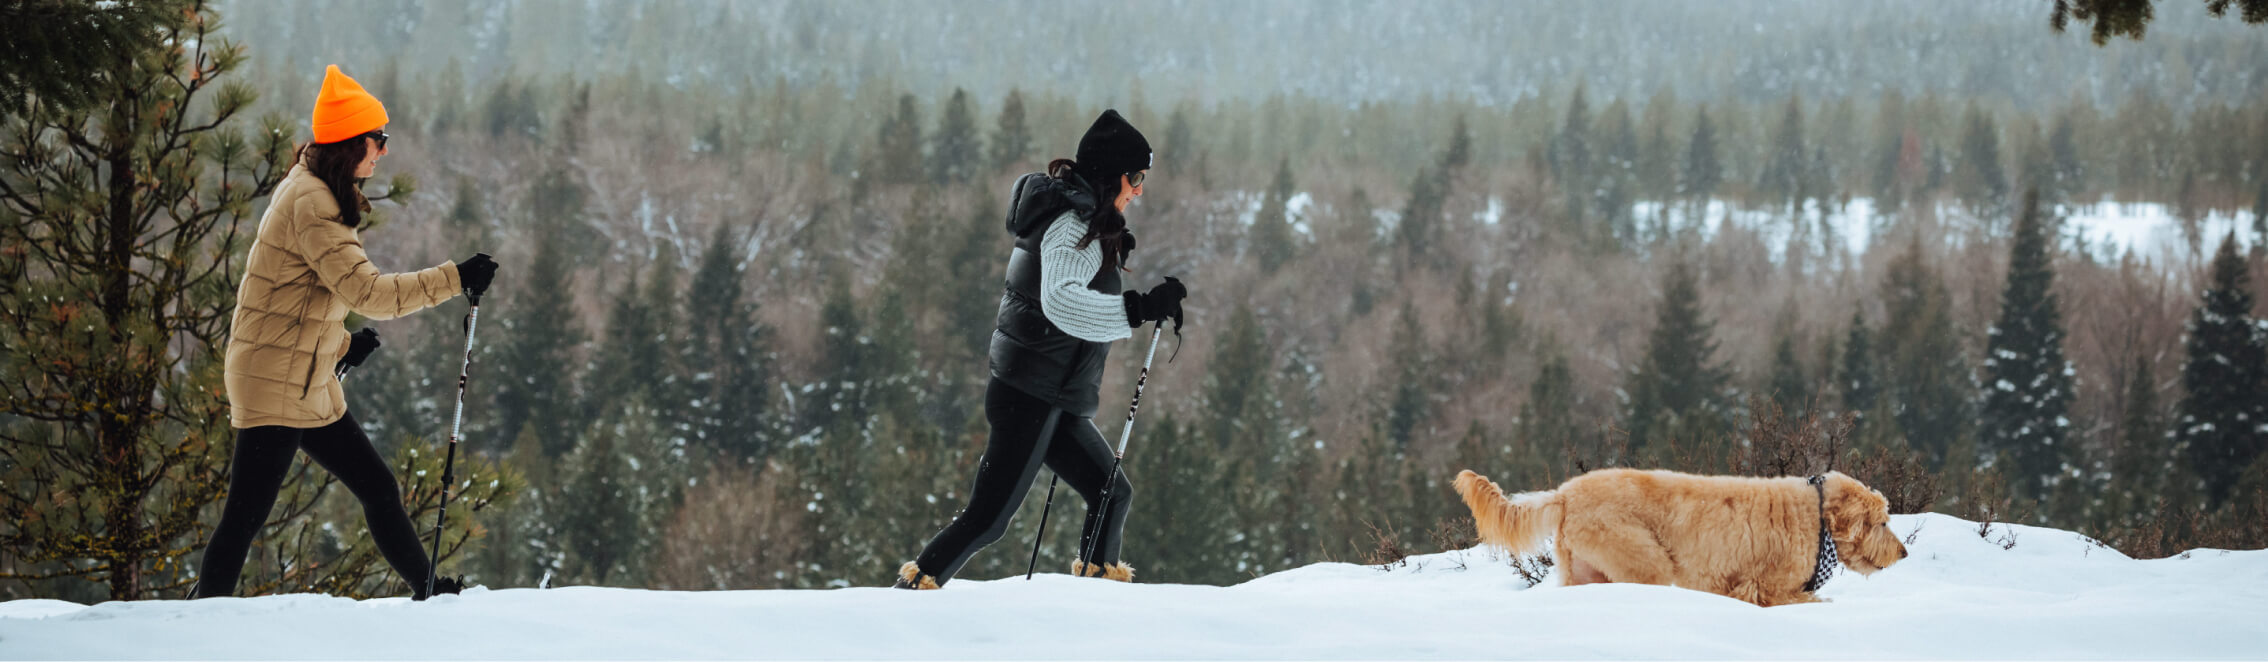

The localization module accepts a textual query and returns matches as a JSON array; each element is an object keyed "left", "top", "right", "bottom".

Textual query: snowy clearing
[{"left": 3, "top": 513, "right": 2264, "bottom": 660}]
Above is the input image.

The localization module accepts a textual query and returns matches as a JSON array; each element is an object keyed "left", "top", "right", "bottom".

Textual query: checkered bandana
[{"left": 1805, "top": 474, "right": 1839, "bottom": 593}]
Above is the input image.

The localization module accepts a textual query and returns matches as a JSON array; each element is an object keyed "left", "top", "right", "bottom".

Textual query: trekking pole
[
  {"left": 1075, "top": 319, "right": 1169, "bottom": 574},
  {"left": 424, "top": 285, "right": 482, "bottom": 600},
  {"left": 1028, "top": 322, "right": 1170, "bottom": 580},
  {"left": 1025, "top": 474, "right": 1062, "bottom": 580},
  {"left": 1018, "top": 410, "right": 1067, "bottom": 580}
]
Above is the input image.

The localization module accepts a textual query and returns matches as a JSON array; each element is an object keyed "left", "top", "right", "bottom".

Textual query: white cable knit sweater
[{"left": 1038, "top": 212, "right": 1133, "bottom": 343}]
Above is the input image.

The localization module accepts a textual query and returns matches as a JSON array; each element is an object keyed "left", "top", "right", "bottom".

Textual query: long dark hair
[
  {"left": 293, "top": 138, "right": 372, "bottom": 228},
  {"left": 1047, "top": 158, "right": 1130, "bottom": 272}
]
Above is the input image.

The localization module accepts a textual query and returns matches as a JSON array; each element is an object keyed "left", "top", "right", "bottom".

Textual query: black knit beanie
[{"left": 1075, "top": 109, "right": 1151, "bottom": 182}]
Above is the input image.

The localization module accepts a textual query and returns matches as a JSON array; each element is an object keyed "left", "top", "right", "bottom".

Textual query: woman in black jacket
[{"left": 896, "top": 110, "right": 1186, "bottom": 589}]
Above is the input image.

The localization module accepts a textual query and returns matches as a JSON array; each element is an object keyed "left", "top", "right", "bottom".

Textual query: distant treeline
[{"left": 212, "top": 0, "right": 2267, "bottom": 109}]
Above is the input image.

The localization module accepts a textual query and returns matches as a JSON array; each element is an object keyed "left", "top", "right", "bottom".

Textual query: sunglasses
[
  {"left": 1125, "top": 170, "right": 1146, "bottom": 188},
  {"left": 360, "top": 130, "right": 389, "bottom": 150}
]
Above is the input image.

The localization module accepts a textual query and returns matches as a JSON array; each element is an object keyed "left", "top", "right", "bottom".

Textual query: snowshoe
[
  {"left": 1071, "top": 559, "right": 1135, "bottom": 582},
  {"left": 414, "top": 575, "right": 466, "bottom": 601}
]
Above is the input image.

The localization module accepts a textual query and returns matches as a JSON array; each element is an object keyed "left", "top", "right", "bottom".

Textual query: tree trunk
[{"left": 100, "top": 139, "right": 148, "bottom": 603}]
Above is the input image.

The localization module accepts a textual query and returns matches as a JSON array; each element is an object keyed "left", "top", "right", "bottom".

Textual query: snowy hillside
[
  {"left": 4, "top": 513, "right": 2263, "bottom": 660},
  {"left": 1631, "top": 198, "right": 2261, "bottom": 262}
]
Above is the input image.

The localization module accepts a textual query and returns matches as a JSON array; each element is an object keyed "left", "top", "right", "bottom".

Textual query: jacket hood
[{"left": 1005, "top": 171, "right": 1100, "bottom": 237}]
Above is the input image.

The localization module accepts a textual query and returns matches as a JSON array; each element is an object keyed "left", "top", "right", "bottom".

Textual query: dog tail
[{"left": 1453, "top": 469, "right": 1561, "bottom": 555}]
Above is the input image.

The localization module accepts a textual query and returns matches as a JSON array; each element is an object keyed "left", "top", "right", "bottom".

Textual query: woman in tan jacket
[{"left": 192, "top": 66, "right": 499, "bottom": 600}]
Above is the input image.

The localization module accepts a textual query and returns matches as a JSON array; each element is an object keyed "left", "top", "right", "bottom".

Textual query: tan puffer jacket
[{"left": 224, "top": 160, "right": 461, "bottom": 429}]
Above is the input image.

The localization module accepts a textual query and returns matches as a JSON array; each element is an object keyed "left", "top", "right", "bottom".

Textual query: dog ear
[{"left": 1822, "top": 473, "right": 1877, "bottom": 540}]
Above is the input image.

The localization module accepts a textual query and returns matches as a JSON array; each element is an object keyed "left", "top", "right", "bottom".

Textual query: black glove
[
  {"left": 459, "top": 252, "right": 498, "bottom": 302},
  {"left": 1122, "top": 276, "right": 1186, "bottom": 328},
  {"left": 336, "top": 327, "right": 380, "bottom": 376}
]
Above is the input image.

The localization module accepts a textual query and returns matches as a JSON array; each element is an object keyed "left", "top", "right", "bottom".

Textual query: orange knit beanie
[{"left": 310, "top": 65, "right": 388, "bottom": 144}]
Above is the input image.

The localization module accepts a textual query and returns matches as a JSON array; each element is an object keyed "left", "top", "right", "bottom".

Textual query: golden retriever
[{"left": 1453, "top": 468, "right": 1906, "bottom": 607}]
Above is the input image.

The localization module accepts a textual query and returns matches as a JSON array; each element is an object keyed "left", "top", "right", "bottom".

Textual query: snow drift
[{"left": 3, "top": 513, "right": 2264, "bottom": 660}]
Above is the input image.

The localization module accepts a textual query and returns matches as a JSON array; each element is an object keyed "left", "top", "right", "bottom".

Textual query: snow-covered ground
[{"left": 4, "top": 513, "right": 2264, "bottom": 660}]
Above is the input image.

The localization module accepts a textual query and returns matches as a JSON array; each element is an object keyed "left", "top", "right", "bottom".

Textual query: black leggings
[
  {"left": 192, "top": 411, "right": 430, "bottom": 598},
  {"left": 912, "top": 378, "right": 1135, "bottom": 584}
]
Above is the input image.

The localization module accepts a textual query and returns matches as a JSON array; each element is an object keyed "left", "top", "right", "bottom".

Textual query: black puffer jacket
[{"left": 988, "top": 172, "right": 1122, "bottom": 418}]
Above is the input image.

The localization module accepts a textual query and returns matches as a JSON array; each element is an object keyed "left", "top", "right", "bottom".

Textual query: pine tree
[
  {"left": 2252, "top": 175, "right": 2268, "bottom": 245},
  {"left": 1600, "top": 100, "right": 1641, "bottom": 247},
  {"left": 1394, "top": 120, "right": 1469, "bottom": 267},
  {"left": 2048, "top": 0, "right": 2268, "bottom": 45},
  {"left": 556, "top": 82, "right": 592, "bottom": 154},
  {"left": 1803, "top": 145, "right": 1837, "bottom": 217},
  {"left": 1759, "top": 96, "right": 1807, "bottom": 212},
  {"left": 874, "top": 93, "right": 924, "bottom": 186},
  {"left": 2112, "top": 88, "right": 2175, "bottom": 197},
  {"left": 1204, "top": 304, "right": 1278, "bottom": 451},
  {"left": 446, "top": 177, "right": 493, "bottom": 254},
  {"left": 1840, "top": 310, "right": 1881, "bottom": 419},
  {"left": 1478, "top": 272, "right": 1521, "bottom": 364},
  {"left": 2175, "top": 234, "right": 2268, "bottom": 508},
  {"left": 1551, "top": 86, "right": 1595, "bottom": 229},
  {"left": 1884, "top": 130, "right": 1928, "bottom": 215},
  {"left": 1880, "top": 235, "right": 1975, "bottom": 467},
  {"left": 0, "top": 3, "right": 166, "bottom": 111},
  {"left": 1163, "top": 104, "right": 1197, "bottom": 189},
  {"left": 804, "top": 278, "right": 891, "bottom": 435},
  {"left": 428, "top": 58, "right": 467, "bottom": 135},
  {"left": 0, "top": 2, "right": 293, "bottom": 600},
  {"left": 1682, "top": 107, "right": 1722, "bottom": 204},
  {"left": 942, "top": 198, "right": 1002, "bottom": 358},
  {"left": 684, "top": 223, "right": 776, "bottom": 461},
  {"left": 1640, "top": 119, "right": 1677, "bottom": 206},
  {"left": 1442, "top": 114, "right": 1474, "bottom": 177},
  {"left": 480, "top": 74, "right": 541, "bottom": 141},
  {"left": 1385, "top": 303, "right": 1433, "bottom": 452},
  {"left": 492, "top": 192, "right": 587, "bottom": 457},
  {"left": 1769, "top": 333, "right": 1813, "bottom": 413},
  {"left": 2046, "top": 110, "right": 2086, "bottom": 206},
  {"left": 1981, "top": 192, "right": 2078, "bottom": 495},
  {"left": 1251, "top": 157, "right": 1299, "bottom": 273},
  {"left": 1516, "top": 353, "right": 1579, "bottom": 487},
  {"left": 1870, "top": 92, "right": 1909, "bottom": 210},
  {"left": 930, "top": 87, "right": 983, "bottom": 186},
  {"left": 589, "top": 252, "right": 685, "bottom": 439},
  {"left": 1549, "top": 85, "right": 1592, "bottom": 187},
  {"left": 1957, "top": 105, "right": 2009, "bottom": 217},
  {"left": 1122, "top": 413, "right": 1236, "bottom": 584},
  {"left": 2176, "top": 171, "right": 2207, "bottom": 255},
  {"left": 1623, "top": 258, "right": 1730, "bottom": 451},
  {"left": 2109, "top": 353, "right": 2166, "bottom": 525},
  {"left": 1926, "top": 144, "right": 1951, "bottom": 196},
  {"left": 2019, "top": 122, "right": 2055, "bottom": 213},
  {"left": 1220, "top": 327, "right": 1292, "bottom": 577},
  {"left": 1388, "top": 163, "right": 1442, "bottom": 264},
  {"left": 556, "top": 417, "right": 638, "bottom": 585},
  {"left": 991, "top": 89, "right": 1032, "bottom": 173}
]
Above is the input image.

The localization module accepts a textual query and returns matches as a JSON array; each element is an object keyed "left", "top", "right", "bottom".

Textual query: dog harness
[{"left": 1805, "top": 475, "right": 1839, "bottom": 593}]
